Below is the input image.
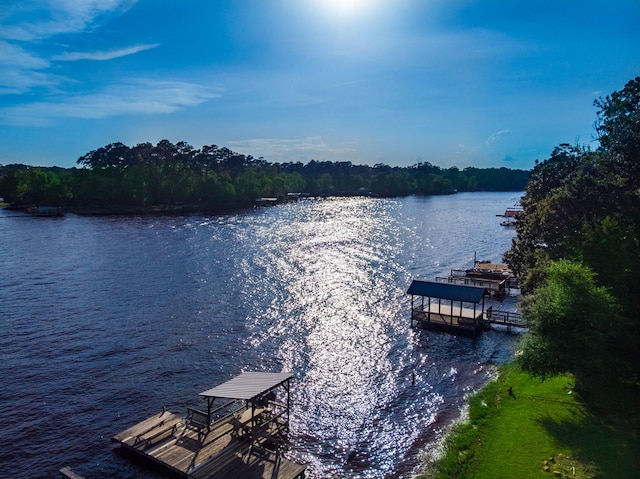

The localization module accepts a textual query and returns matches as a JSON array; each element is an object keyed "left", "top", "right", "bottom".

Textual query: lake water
[{"left": 0, "top": 192, "right": 522, "bottom": 479}]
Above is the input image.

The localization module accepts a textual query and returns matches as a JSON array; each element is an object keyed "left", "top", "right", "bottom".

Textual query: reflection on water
[
  {"left": 246, "top": 199, "right": 409, "bottom": 477},
  {"left": 239, "top": 196, "right": 519, "bottom": 478},
  {"left": 0, "top": 193, "right": 521, "bottom": 479}
]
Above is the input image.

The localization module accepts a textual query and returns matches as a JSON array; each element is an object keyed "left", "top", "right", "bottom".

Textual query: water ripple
[{"left": 0, "top": 193, "right": 521, "bottom": 478}]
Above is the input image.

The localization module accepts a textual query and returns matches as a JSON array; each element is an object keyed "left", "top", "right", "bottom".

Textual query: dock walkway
[{"left": 485, "top": 307, "right": 526, "bottom": 332}]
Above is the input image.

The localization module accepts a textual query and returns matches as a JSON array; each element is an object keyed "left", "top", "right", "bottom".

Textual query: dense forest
[
  {"left": 505, "top": 76, "right": 640, "bottom": 392},
  {"left": 0, "top": 143, "right": 528, "bottom": 212}
]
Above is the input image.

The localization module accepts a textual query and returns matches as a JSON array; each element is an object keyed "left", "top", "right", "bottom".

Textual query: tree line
[
  {"left": 505, "top": 76, "right": 640, "bottom": 395},
  {"left": 0, "top": 143, "right": 528, "bottom": 211}
]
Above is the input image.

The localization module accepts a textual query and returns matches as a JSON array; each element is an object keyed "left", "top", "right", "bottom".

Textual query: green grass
[{"left": 421, "top": 364, "right": 639, "bottom": 479}]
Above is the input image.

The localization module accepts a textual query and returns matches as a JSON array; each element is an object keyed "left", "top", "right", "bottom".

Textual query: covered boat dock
[
  {"left": 112, "top": 372, "right": 305, "bottom": 479},
  {"left": 407, "top": 280, "right": 486, "bottom": 337}
]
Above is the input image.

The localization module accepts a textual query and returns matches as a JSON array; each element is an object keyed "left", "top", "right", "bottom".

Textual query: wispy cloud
[
  {"left": 0, "top": 80, "right": 220, "bottom": 126},
  {"left": 0, "top": 1, "right": 139, "bottom": 95},
  {"left": 485, "top": 129, "right": 511, "bottom": 145},
  {"left": 52, "top": 43, "right": 160, "bottom": 61},
  {"left": 227, "top": 136, "right": 355, "bottom": 162},
  {"left": 0, "top": 40, "right": 55, "bottom": 94},
  {"left": 0, "top": 40, "right": 47, "bottom": 69},
  {"left": 0, "top": 69, "right": 61, "bottom": 95},
  {"left": 0, "top": 0, "right": 137, "bottom": 41}
]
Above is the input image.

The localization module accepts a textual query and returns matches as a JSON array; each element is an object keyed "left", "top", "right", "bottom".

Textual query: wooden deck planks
[
  {"left": 112, "top": 410, "right": 184, "bottom": 447},
  {"left": 424, "top": 303, "right": 482, "bottom": 320},
  {"left": 412, "top": 303, "right": 484, "bottom": 337},
  {"left": 190, "top": 447, "right": 306, "bottom": 479},
  {"left": 113, "top": 408, "right": 305, "bottom": 479}
]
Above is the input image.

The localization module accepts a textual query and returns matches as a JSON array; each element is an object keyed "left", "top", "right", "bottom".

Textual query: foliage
[
  {"left": 517, "top": 260, "right": 625, "bottom": 385},
  {"left": 0, "top": 167, "right": 72, "bottom": 206},
  {"left": 504, "top": 76, "right": 640, "bottom": 382},
  {"left": 595, "top": 76, "right": 640, "bottom": 168},
  {"left": 1, "top": 142, "right": 528, "bottom": 210}
]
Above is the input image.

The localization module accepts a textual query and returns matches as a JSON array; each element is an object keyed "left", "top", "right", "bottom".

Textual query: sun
[{"left": 318, "top": 0, "right": 373, "bottom": 17}]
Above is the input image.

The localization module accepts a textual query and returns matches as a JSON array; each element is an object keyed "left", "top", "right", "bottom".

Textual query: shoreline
[
  {"left": 413, "top": 365, "right": 502, "bottom": 478},
  {"left": 419, "top": 363, "right": 639, "bottom": 479}
]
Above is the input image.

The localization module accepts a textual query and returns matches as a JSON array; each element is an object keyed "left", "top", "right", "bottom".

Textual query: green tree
[
  {"left": 284, "top": 172, "right": 306, "bottom": 193},
  {"left": 506, "top": 77, "right": 640, "bottom": 383},
  {"left": 0, "top": 137, "right": 534, "bottom": 212},
  {"left": 316, "top": 172, "right": 334, "bottom": 194},
  {"left": 200, "top": 171, "right": 236, "bottom": 208},
  {"left": 517, "top": 260, "right": 625, "bottom": 388},
  {"left": 430, "top": 175, "right": 453, "bottom": 195},
  {"left": 12, "top": 169, "right": 67, "bottom": 206},
  {"left": 595, "top": 76, "right": 640, "bottom": 170}
]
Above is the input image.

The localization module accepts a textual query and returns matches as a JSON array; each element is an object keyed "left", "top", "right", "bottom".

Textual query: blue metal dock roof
[{"left": 407, "top": 280, "right": 485, "bottom": 303}]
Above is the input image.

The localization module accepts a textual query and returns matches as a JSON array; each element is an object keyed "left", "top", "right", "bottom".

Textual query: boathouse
[
  {"left": 407, "top": 280, "right": 486, "bottom": 337},
  {"left": 441, "top": 260, "right": 519, "bottom": 295},
  {"left": 112, "top": 371, "right": 305, "bottom": 479}
]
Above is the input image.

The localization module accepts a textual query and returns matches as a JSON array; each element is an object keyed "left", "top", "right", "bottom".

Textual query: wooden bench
[
  {"left": 134, "top": 417, "right": 182, "bottom": 449},
  {"left": 186, "top": 407, "right": 210, "bottom": 441}
]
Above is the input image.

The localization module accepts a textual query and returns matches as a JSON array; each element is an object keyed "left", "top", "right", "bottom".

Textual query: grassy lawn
[{"left": 422, "top": 364, "right": 639, "bottom": 479}]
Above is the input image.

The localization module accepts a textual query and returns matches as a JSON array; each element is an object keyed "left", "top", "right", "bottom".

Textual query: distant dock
[
  {"left": 29, "top": 205, "right": 65, "bottom": 217},
  {"left": 407, "top": 280, "right": 486, "bottom": 337},
  {"left": 112, "top": 372, "right": 305, "bottom": 479},
  {"left": 438, "top": 261, "right": 519, "bottom": 295},
  {"left": 407, "top": 279, "right": 525, "bottom": 337},
  {"left": 484, "top": 306, "right": 526, "bottom": 333}
]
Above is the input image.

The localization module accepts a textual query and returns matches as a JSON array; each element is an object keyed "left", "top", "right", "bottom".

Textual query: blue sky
[{"left": 0, "top": 0, "right": 638, "bottom": 170}]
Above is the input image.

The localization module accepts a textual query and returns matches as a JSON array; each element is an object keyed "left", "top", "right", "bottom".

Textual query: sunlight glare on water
[
  {"left": 0, "top": 193, "right": 521, "bottom": 479},
  {"left": 241, "top": 198, "right": 443, "bottom": 477}
]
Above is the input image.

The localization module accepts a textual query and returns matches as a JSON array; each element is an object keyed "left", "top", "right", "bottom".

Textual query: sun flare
[{"left": 318, "top": 0, "right": 372, "bottom": 17}]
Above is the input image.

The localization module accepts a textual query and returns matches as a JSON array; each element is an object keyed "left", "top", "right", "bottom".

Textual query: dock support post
[
  {"left": 286, "top": 378, "right": 291, "bottom": 436},
  {"left": 205, "top": 397, "right": 214, "bottom": 432}
]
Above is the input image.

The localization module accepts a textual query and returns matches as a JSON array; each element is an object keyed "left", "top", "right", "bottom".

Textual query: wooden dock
[
  {"left": 407, "top": 280, "right": 486, "bottom": 337},
  {"left": 112, "top": 372, "right": 305, "bottom": 479},
  {"left": 408, "top": 279, "right": 525, "bottom": 337},
  {"left": 445, "top": 261, "right": 520, "bottom": 295},
  {"left": 411, "top": 303, "right": 485, "bottom": 337},
  {"left": 411, "top": 304, "right": 526, "bottom": 335},
  {"left": 484, "top": 306, "right": 526, "bottom": 332},
  {"left": 436, "top": 274, "right": 507, "bottom": 295}
]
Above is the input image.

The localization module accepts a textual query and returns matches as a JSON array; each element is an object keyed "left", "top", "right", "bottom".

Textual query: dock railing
[
  {"left": 436, "top": 275, "right": 507, "bottom": 295},
  {"left": 484, "top": 306, "right": 526, "bottom": 330}
]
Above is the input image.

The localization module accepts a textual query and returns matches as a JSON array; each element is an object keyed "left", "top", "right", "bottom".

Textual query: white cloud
[
  {"left": 227, "top": 136, "right": 355, "bottom": 162},
  {"left": 0, "top": 40, "right": 54, "bottom": 94},
  {"left": 0, "top": 40, "right": 48, "bottom": 69},
  {"left": 485, "top": 129, "right": 511, "bottom": 145},
  {"left": 0, "top": 0, "right": 137, "bottom": 41},
  {"left": 52, "top": 43, "right": 160, "bottom": 61},
  {"left": 0, "top": 0, "right": 140, "bottom": 96},
  {"left": 0, "top": 69, "right": 60, "bottom": 95},
  {"left": 0, "top": 80, "right": 220, "bottom": 125}
]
